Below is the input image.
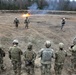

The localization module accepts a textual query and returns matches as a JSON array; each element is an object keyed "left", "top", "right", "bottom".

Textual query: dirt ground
[{"left": 0, "top": 12, "right": 76, "bottom": 75}]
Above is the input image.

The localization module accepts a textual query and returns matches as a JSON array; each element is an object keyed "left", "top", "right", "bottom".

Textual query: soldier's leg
[
  {"left": 12, "top": 61, "right": 17, "bottom": 75},
  {"left": 0, "top": 63, "right": 2, "bottom": 73},
  {"left": 41, "top": 64, "right": 45, "bottom": 75},
  {"left": 0, "top": 59, "right": 5, "bottom": 73},
  {"left": 25, "top": 24, "right": 27, "bottom": 28},
  {"left": 17, "top": 62, "right": 21, "bottom": 75},
  {"left": 61, "top": 24, "right": 64, "bottom": 30},
  {"left": 30, "top": 64, "right": 35, "bottom": 75},
  {"left": 46, "top": 64, "right": 51, "bottom": 75},
  {"left": 16, "top": 24, "right": 18, "bottom": 28},
  {"left": 25, "top": 23, "right": 27, "bottom": 28},
  {"left": 27, "top": 66, "right": 31, "bottom": 75},
  {"left": 54, "top": 63, "right": 59, "bottom": 75},
  {"left": 25, "top": 23, "right": 28, "bottom": 29},
  {"left": 73, "top": 63, "right": 76, "bottom": 74},
  {"left": 58, "top": 65, "right": 63, "bottom": 75}
]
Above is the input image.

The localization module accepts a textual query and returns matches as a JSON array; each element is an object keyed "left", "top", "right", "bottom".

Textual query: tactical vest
[
  {"left": 55, "top": 50, "right": 66, "bottom": 63},
  {"left": 62, "top": 20, "right": 65, "bottom": 24},
  {"left": 10, "top": 47, "right": 21, "bottom": 61},
  {"left": 41, "top": 48, "right": 53, "bottom": 62},
  {"left": 24, "top": 51, "right": 34, "bottom": 61},
  {"left": 14, "top": 19, "right": 19, "bottom": 24},
  {"left": 25, "top": 19, "right": 29, "bottom": 23}
]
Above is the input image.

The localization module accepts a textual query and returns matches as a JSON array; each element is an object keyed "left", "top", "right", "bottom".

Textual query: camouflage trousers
[
  {"left": 15, "top": 23, "right": 18, "bottom": 28},
  {"left": 11, "top": 60, "right": 21, "bottom": 75},
  {"left": 71, "top": 59, "right": 76, "bottom": 74},
  {"left": 54, "top": 63, "right": 63, "bottom": 75},
  {"left": 25, "top": 23, "right": 28, "bottom": 29},
  {"left": 61, "top": 24, "right": 64, "bottom": 30},
  {"left": 0, "top": 59, "right": 4, "bottom": 73},
  {"left": 41, "top": 64, "right": 51, "bottom": 75},
  {"left": 25, "top": 61, "right": 35, "bottom": 75}
]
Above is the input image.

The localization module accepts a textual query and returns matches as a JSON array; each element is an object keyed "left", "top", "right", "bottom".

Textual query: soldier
[
  {"left": 38, "top": 41, "right": 54, "bottom": 75},
  {"left": 54, "top": 43, "right": 67, "bottom": 75},
  {"left": 23, "top": 42, "right": 36, "bottom": 75},
  {"left": 14, "top": 18, "right": 19, "bottom": 28},
  {"left": 24, "top": 17, "right": 30, "bottom": 29},
  {"left": 9, "top": 40, "right": 23, "bottom": 75},
  {"left": 61, "top": 18, "right": 65, "bottom": 30},
  {"left": 69, "top": 38, "right": 76, "bottom": 74},
  {"left": 0, "top": 45, "right": 5, "bottom": 73}
]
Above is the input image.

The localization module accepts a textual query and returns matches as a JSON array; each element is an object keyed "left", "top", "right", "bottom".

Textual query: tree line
[{"left": 0, "top": 0, "right": 76, "bottom": 11}]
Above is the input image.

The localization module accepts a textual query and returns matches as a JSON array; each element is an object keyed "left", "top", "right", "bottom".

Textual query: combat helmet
[
  {"left": 27, "top": 42, "right": 32, "bottom": 50},
  {"left": 62, "top": 18, "right": 65, "bottom": 20},
  {"left": 13, "top": 39, "right": 19, "bottom": 44},
  {"left": 45, "top": 41, "right": 51, "bottom": 48},
  {"left": 59, "top": 42, "right": 64, "bottom": 48},
  {"left": 15, "top": 17, "right": 17, "bottom": 19}
]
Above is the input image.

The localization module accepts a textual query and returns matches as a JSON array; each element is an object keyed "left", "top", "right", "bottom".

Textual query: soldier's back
[
  {"left": 55, "top": 50, "right": 66, "bottom": 63},
  {"left": 24, "top": 50, "right": 35, "bottom": 61},
  {"left": 9, "top": 46, "right": 22, "bottom": 60}
]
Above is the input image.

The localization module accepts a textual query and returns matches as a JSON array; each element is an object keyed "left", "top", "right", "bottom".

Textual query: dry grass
[{"left": 0, "top": 13, "right": 76, "bottom": 75}]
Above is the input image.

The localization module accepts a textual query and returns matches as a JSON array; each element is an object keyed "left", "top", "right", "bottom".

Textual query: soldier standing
[
  {"left": 14, "top": 18, "right": 19, "bottom": 28},
  {"left": 23, "top": 42, "right": 36, "bottom": 75},
  {"left": 24, "top": 17, "right": 30, "bottom": 29},
  {"left": 38, "top": 41, "right": 54, "bottom": 75},
  {"left": 9, "top": 40, "right": 23, "bottom": 75},
  {"left": 69, "top": 38, "right": 76, "bottom": 74},
  {"left": 54, "top": 43, "right": 67, "bottom": 75},
  {"left": 61, "top": 18, "right": 65, "bottom": 30},
  {"left": 0, "top": 45, "right": 5, "bottom": 73}
]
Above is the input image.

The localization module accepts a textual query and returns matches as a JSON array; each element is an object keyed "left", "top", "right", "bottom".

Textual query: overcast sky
[{"left": 70, "top": 0, "right": 76, "bottom": 1}]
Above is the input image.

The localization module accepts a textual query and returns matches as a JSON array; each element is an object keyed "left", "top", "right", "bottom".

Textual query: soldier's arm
[
  {"left": 55, "top": 52, "right": 58, "bottom": 60},
  {"left": 69, "top": 44, "right": 74, "bottom": 52},
  {"left": 23, "top": 51, "right": 27, "bottom": 61},
  {"left": 2, "top": 50, "right": 5, "bottom": 57},
  {"left": 28, "top": 19, "right": 30, "bottom": 23},
  {"left": 52, "top": 49, "right": 55, "bottom": 58},
  {"left": 1, "top": 48, "right": 5, "bottom": 57},
  {"left": 38, "top": 48, "right": 43, "bottom": 58},
  {"left": 64, "top": 50, "right": 67, "bottom": 57},
  {"left": 18, "top": 20, "right": 20, "bottom": 24},
  {"left": 32, "top": 51, "right": 36, "bottom": 62},
  {"left": 19, "top": 48, "right": 23, "bottom": 55},
  {"left": 8, "top": 48, "right": 12, "bottom": 59}
]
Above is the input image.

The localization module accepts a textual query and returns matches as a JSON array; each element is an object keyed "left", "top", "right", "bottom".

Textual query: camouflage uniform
[
  {"left": 14, "top": 18, "right": 19, "bottom": 28},
  {"left": 54, "top": 43, "right": 67, "bottom": 75},
  {"left": 23, "top": 42, "right": 36, "bottom": 75},
  {"left": 0, "top": 45, "right": 5, "bottom": 73},
  {"left": 70, "top": 38, "right": 76, "bottom": 74},
  {"left": 24, "top": 17, "right": 30, "bottom": 29},
  {"left": 9, "top": 40, "right": 23, "bottom": 75},
  {"left": 38, "top": 41, "right": 54, "bottom": 75},
  {"left": 61, "top": 18, "right": 65, "bottom": 30}
]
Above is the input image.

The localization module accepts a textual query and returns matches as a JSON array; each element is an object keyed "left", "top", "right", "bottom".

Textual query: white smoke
[{"left": 28, "top": 3, "right": 38, "bottom": 10}]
